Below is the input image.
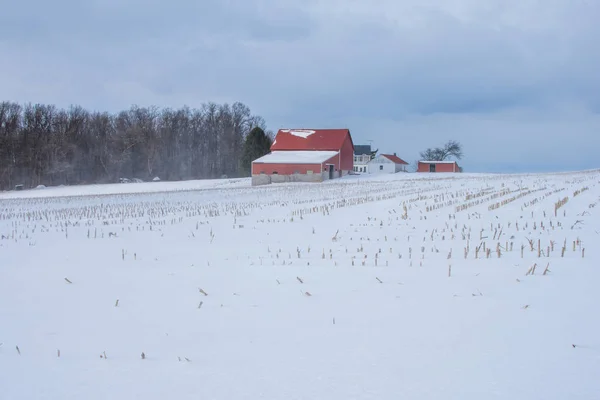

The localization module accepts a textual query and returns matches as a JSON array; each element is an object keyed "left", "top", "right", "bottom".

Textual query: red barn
[
  {"left": 417, "top": 160, "right": 462, "bottom": 173},
  {"left": 251, "top": 128, "right": 354, "bottom": 186}
]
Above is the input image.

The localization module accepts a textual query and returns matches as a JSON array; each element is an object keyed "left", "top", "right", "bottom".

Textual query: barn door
[
  {"left": 328, "top": 165, "right": 334, "bottom": 179},
  {"left": 429, "top": 164, "right": 436, "bottom": 172}
]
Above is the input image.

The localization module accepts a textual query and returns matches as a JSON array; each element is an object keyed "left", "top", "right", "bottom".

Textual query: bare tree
[
  {"left": 0, "top": 100, "right": 269, "bottom": 190},
  {"left": 419, "top": 140, "right": 463, "bottom": 161}
]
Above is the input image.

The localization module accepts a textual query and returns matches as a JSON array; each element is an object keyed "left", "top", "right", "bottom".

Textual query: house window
[
  {"left": 272, "top": 171, "right": 278, "bottom": 175},
  {"left": 379, "top": 165, "right": 383, "bottom": 170},
  {"left": 307, "top": 170, "right": 313, "bottom": 174}
]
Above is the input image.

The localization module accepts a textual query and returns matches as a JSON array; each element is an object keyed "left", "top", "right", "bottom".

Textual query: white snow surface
[
  {"left": 280, "top": 129, "right": 316, "bottom": 138},
  {"left": 252, "top": 150, "right": 338, "bottom": 164},
  {"left": 1, "top": 170, "right": 600, "bottom": 400},
  {"left": 0, "top": 177, "right": 249, "bottom": 200}
]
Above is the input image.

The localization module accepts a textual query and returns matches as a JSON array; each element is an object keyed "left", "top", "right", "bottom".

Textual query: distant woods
[{"left": 0, "top": 101, "right": 272, "bottom": 190}]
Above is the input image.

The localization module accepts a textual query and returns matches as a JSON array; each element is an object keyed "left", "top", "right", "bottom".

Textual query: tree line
[{"left": 0, "top": 101, "right": 273, "bottom": 190}]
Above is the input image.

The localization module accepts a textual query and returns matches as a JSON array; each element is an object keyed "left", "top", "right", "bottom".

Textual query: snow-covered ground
[
  {"left": 1, "top": 170, "right": 599, "bottom": 399},
  {"left": 0, "top": 177, "right": 251, "bottom": 200}
]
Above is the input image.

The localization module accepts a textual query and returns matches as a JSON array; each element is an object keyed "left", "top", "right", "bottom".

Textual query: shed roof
[
  {"left": 382, "top": 154, "right": 408, "bottom": 164},
  {"left": 270, "top": 129, "right": 352, "bottom": 151},
  {"left": 354, "top": 145, "right": 372, "bottom": 155},
  {"left": 252, "top": 150, "right": 339, "bottom": 164}
]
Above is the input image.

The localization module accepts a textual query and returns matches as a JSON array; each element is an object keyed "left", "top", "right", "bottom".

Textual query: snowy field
[
  {"left": 1, "top": 170, "right": 599, "bottom": 399},
  {"left": 0, "top": 177, "right": 251, "bottom": 200}
]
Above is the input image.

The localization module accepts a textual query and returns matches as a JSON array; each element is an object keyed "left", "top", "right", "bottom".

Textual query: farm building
[
  {"left": 417, "top": 160, "right": 461, "bottom": 173},
  {"left": 251, "top": 128, "right": 355, "bottom": 186},
  {"left": 353, "top": 144, "right": 374, "bottom": 173},
  {"left": 368, "top": 153, "right": 409, "bottom": 174}
]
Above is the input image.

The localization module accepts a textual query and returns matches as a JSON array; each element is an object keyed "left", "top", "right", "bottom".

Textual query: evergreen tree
[
  {"left": 370, "top": 148, "right": 378, "bottom": 160},
  {"left": 240, "top": 127, "right": 272, "bottom": 176}
]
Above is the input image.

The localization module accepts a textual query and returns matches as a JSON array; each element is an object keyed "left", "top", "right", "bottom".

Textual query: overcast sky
[{"left": 1, "top": 0, "right": 599, "bottom": 173}]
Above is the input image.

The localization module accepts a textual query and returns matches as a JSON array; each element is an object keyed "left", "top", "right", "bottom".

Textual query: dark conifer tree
[{"left": 240, "top": 127, "right": 273, "bottom": 176}]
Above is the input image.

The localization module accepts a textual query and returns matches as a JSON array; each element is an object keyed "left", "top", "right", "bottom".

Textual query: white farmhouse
[
  {"left": 367, "top": 153, "right": 409, "bottom": 174},
  {"left": 353, "top": 145, "right": 373, "bottom": 173}
]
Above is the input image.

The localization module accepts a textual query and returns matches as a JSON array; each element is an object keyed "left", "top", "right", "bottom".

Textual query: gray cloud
[
  {"left": 0, "top": 1, "right": 310, "bottom": 41},
  {"left": 0, "top": 0, "right": 599, "bottom": 172}
]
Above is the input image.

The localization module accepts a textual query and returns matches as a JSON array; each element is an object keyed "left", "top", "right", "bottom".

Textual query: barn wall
[
  {"left": 372, "top": 155, "right": 392, "bottom": 164},
  {"left": 368, "top": 162, "right": 396, "bottom": 174},
  {"left": 271, "top": 173, "right": 323, "bottom": 183},
  {"left": 437, "top": 163, "right": 456, "bottom": 172},
  {"left": 251, "top": 163, "right": 322, "bottom": 175},
  {"left": 251, "top": 174, "right": 272, "bottom": 186},
  {"left": 298, "top": 173, "right": 325, "bottom": 182},
  {"left": 417, "top": 162, "right": 458, "bottom": 172},
  {"left": 339, "top": 136, "right": 355, "bottom": 172},
  {"left": 324, "top": 155, "right": 341, "bottom": 173},
  {"left": 251, "top": 172, "right": 324, "bottom": 186},
  {"left": 251, "top": 153, "right": 347, "bottom": 186},
  {"left": 251, "top": 162, "right": 327, "bottom": 186},
  {"left": 417, "top": 163, "right": 428, "bottom": 172},
  {"left": 394, "top": 163, "right": 407, "bottom": 173}
]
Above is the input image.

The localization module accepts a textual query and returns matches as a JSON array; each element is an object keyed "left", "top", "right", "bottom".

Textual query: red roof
[
  {"left": 271, "top": 129, "right": 353, "bottom": 151},
  {"left": 382, "top": 154, "right": 408, "bottom": 164}
]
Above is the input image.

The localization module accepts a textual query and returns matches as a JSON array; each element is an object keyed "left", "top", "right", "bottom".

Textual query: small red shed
[
  {"left": 417, "top": 160, "right": 461, "bottom": 173},
  {"left": 251, "top": 128, "right": 354, "bottom": 186}
]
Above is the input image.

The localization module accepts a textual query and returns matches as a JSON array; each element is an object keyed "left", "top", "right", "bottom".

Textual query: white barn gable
[{"left": 367, "top": 154, "right": 408, "bottom": 174}]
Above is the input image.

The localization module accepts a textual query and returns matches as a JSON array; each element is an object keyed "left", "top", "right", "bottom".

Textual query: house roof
[
  {"left": 252, "top": 150, "right": 339, "bottom": 164},
  {"left": 354, "top": 145, "right": 372, "bottom": 155},
  {"left": 382, "top": 154, "right": 408, "bottom": 164},
  {"left": 419, "top": 160, "right": 459, "bottom": 164},
  {"left": 270, "top": 129, "right": 353, "bottom": 151}
]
